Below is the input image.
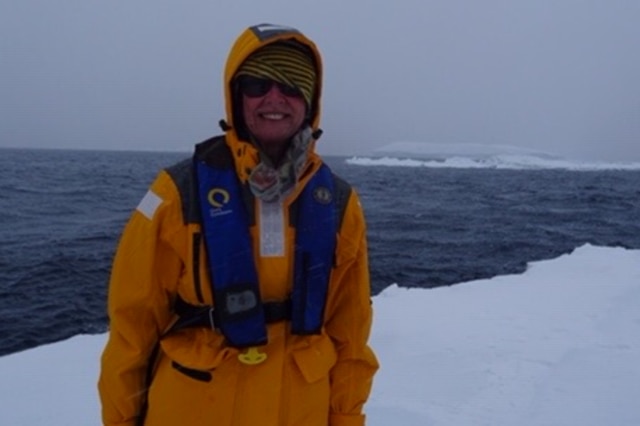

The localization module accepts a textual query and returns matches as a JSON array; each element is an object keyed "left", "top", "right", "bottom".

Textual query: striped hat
[{"left": 234, "top": 42, "right": 317, "bottom": 107}]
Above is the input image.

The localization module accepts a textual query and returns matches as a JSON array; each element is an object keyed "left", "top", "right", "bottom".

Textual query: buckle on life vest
[
  {"left": 168, "top": 296, "right": 293, "bottom": 335},
  {"left": 238, "top": 347, "right": 267, "bottom": 365}
]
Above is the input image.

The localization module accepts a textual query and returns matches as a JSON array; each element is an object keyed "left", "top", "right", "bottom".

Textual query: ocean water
[{"left": 1, "top": 147, "right": 639, "bottom": 356}]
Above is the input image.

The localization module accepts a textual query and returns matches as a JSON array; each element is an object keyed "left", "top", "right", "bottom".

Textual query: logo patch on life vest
[
  {"left": 313, "top": 186, "right": 332, "bottom": 204},
  {"left": 207, "top": 188, "right": 230, "bottom": 208}
]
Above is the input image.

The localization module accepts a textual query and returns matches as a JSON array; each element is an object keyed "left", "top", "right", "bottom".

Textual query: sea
[{"left": 1, "top": 147, "right": 640, "bottom": 357}]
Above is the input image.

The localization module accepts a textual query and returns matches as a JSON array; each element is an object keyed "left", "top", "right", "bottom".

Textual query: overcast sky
[{"left": 1, "top": 0, "right": 639, "bottom": 161}]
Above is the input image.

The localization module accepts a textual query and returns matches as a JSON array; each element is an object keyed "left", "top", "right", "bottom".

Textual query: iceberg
[
  {"left": 374, "top": 141, "right": 558, "bottom": 160},
  {"left": 347, "top": 141, "right": 640, "bottom": 170}
]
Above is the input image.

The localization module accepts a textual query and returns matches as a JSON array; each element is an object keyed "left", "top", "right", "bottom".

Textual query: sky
[
  {"left": 1, "top": 243, "right": 639, "bottom": 425},
  {"left": 1, "top": 1, "right": 639, "bottom": 162}
]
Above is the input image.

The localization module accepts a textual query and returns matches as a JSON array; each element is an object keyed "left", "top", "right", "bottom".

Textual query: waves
[
  {"left": 0, "top": 247, "right": 110, "bottom": 355},
  {"left": 1, "top": 148, "right": 640, "bottom": 357}
]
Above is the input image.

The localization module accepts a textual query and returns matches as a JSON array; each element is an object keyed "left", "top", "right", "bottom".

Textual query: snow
[
  {"left": 1, "top": 244, "right": 639, "bottom": 425},
  {"left": 352, "top": 142, "right": 640, "bottom": 170}
]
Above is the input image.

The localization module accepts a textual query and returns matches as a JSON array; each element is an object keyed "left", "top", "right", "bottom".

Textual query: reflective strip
[
  {"left": 259, "top": 200, "right": 285, "bottom": 257},
  {"left": 136, "top": 190, "right": 162, "bottom": 220},
  {"left": 256, "top": 24, "right": 296, "bottom": 33},
  {"left": 250, "top": 24, "right": 300, "bottom": 41}
]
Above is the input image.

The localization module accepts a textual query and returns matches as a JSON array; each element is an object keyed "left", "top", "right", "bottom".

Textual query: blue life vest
[{"left": 195, "top": 159, "right": 337, "bottom": 348}]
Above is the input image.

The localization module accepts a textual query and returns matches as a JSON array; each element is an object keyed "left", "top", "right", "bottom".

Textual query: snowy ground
[{"left": 1, "top": 244, "right": 639, "bottom": 425}]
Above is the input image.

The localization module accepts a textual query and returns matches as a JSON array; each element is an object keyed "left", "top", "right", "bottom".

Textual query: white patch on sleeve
[{"left": 136, "top": 190, "right": 163, "bottom": 220}]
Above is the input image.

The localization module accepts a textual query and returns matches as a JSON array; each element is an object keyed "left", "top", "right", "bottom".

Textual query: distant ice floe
[{"left": 347, "top": 142, "right": 640, "bottom": 171}]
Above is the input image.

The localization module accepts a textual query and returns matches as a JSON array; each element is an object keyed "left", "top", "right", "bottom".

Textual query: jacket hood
[{"left": 220, "top": 24, "right": 324, "bottom": 183}]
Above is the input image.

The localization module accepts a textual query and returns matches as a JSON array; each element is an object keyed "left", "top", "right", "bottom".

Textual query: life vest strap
[
  {"left": 168, "top": 296, "right": 292, "bottom": 334},
  {"left": 191, "top": 139, "right": 341, "bottom": 347}
]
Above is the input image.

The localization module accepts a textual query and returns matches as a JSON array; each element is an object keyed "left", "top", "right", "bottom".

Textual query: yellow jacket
[{"left": 99, "top": 24, "right": 378, "bottom": 426}]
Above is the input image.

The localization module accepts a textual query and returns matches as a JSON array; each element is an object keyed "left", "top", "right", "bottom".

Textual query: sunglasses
[{"left": 237, "top": 76, "right": 303, "bottom": 99}]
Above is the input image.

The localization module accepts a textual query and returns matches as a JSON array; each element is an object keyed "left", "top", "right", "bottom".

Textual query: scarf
[{"left": 248, "top": 126, "right": 314, "bottom": 202}]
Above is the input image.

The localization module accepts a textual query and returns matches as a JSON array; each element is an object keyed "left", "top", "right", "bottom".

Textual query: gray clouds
[{"left": 1, "top": 0, "right": 639, "bottom": 161}]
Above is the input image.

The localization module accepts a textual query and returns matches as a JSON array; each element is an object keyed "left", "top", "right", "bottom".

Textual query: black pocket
[{"left": 171, "top": 361, "right": 212, "bottom": 382}]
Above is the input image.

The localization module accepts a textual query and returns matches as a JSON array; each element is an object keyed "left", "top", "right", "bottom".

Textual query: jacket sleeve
[
  {"left": 325, "top": 190, "right": 379, "bottom": 426},
  {"left": 98, "top": 171, "right": 184, "bottom": 426}
]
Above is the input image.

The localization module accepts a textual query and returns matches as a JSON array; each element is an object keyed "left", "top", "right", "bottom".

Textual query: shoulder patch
[{"left": 137, "top": 190, "right": 163, "bottom": 220}]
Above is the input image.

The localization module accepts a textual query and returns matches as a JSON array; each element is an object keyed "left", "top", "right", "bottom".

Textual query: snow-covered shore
[{"left": 1, "top": 244, "right": 639, "bottom": 425}]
